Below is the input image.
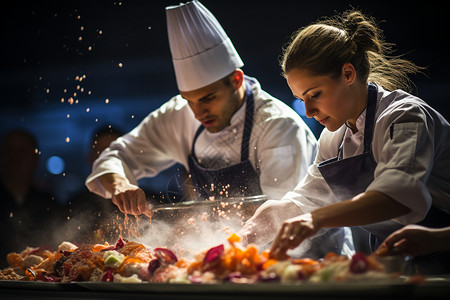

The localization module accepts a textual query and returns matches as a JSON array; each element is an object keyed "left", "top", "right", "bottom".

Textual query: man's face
[{"left": 180, "top": 76, "right": 243, "bottom": 133}]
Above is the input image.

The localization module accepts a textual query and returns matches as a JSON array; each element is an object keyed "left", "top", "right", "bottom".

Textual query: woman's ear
[
  {"left": 232, "top": 69, "right": 244, "bottom": 90},
  {"left": 342, "top": 63, "right": 356, "bottom": 86}
]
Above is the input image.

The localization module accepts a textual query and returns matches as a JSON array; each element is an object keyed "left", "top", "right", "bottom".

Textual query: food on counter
[{"left": 0, "top": 234, "right": 399, "bottom": 284}]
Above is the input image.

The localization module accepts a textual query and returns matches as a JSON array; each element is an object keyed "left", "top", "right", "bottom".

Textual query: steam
[
  {"left": 135, "top": 204, "right": 252, "bottom": 258},
  {"left": 38, "top": 200, "right": 259, "bottom": 260}
]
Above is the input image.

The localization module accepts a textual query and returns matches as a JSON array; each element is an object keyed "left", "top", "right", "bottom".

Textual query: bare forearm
[
  {"left": 96, "top": 173, "right": 151, "bottom": 217},
  {"left": 312, "top": 190, "right": 411, "bottom": 228},
  {"left": 96, "top": 173, "right": 130, "bottom": 196}
]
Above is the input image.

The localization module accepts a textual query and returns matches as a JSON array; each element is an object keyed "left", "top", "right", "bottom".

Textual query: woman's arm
[
  {"left": 377, "top": 225, "right": 450, "bottom": 256},
  {"left": 269, "top": 190, "right": 411, "bottom": 259},
  {"left": 312, "top": 190, "right": 411, "bottom": 228}
]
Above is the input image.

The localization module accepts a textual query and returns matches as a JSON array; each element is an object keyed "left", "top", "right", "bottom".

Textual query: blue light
[
  {"left": 47, "top": 156, "right": 65, "bottom": 174},
  {"left": 291, "top": 98, "right": 324, "bottom": 139},
  {"left": 292, "top": 99, "right": 306, "bottom": 117}
]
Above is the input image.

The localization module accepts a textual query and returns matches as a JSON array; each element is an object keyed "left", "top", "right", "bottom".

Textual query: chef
[
  {"left": 85, "top": 0, "right": 317, "bottom": 218},
  {"left": 240, "top": 10, "right": 450, "bottom": 272}
]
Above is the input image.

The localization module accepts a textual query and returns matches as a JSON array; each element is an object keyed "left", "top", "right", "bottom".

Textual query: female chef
[{"left": 240, "top": 10, "right": 450, "bottom": 271}]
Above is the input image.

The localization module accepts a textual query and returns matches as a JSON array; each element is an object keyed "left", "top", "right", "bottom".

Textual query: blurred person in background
[{"left": 0, "top": 128, "right": 63, "bottom": 267}]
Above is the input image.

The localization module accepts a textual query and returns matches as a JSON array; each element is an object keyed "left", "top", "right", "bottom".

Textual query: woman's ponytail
[{"left": 281, "top": 10, "right": 423, "bottom": 92}]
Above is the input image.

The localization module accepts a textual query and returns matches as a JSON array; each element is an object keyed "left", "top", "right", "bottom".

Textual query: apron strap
[
  {"left": 190, "top": 125, "right": 205, "bottom": 161},
  {"left": 240, "top": 82, "right": 254, "bottom": 161},
  {"left": 336, "top": 83, "right": 378, "bottom": 159},
  {"left": 363, "top": 83, "right": 378, "bottom": 152}
]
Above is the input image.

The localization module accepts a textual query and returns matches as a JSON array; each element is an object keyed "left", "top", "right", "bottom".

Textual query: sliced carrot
[
  {"left": 261, "top": 249, "right": 270, "bottom": 259},
  {"left": 243, "top": 246, "right": 258, "bottom": 258},
  {"left": 301, "top": 264, "right": 322, "bottom": 276},
  {"left": 175, "top": 258, "right": 191, "bottom": 268},
  {"left": 91, "top": 243, "right": 110, "bottom": 252},
  {"left": 261, "top": 259, "right": 278, "bottom": 270},
  {"left": 324, "top": 252, "right": 339, "bottom": 261},
  {"left": 292, "top": 258, "right": 317, "bottom": 265},
  {"left": 24, "top": 268, "right": 37, "bottom": 281},
  {"left": 227, "top": 233, "right": 241, "bottom": 244}
]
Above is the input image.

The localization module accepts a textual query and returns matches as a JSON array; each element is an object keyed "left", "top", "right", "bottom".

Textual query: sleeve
[
  {"left": 255, "top": 110, "right": 318, "bottom": 200},
  {"left": 281, "top": 129, "right": 341, "bottom": 214},
  {"left": 367, "top": 102, "right": 435, "bottom": 224},
  {"left": 85, "top": 97, "right": 193, "bottom": 198}
]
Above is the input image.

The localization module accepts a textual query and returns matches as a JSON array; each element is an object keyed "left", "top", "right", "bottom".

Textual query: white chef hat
[{"left": 166, "top": 0, "right": 244, "bottom": 92}]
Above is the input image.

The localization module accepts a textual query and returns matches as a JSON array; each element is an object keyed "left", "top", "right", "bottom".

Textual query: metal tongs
[{"left": 149, "top": 195, "right": 267, "bottom": 213}]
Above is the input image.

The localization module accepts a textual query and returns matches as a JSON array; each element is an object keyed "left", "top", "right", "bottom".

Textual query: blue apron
[
  {"left": 187, "top": 82, "right": 263, "bottom": 200},
  {"left": 317, "top": 83, "right": 450, "bottom": 259}
]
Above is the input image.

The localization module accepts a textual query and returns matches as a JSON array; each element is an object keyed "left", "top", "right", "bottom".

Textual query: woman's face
[{"left": 286, "top": 68, "right": 360, "bottom": 132}]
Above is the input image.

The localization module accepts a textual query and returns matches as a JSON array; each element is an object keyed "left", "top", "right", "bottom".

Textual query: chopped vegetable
[
  {"left": 203, "top": 244, "right": 224, "bottom": 264},
  {"left": 115, "top": 237, "right": 125, "bottom": 250},
  {"left": 154, "top": 248, "right": 178, "bottom": 265},
  {"left": 148, "top": 259, "right": 160, "bottom": 276},
  {"left": 101, "top": 269, "right": 114, "bottom": 282},
  {"left": 104, "top": 255, "right": 123, "bottom": 268},
  {"left": 0, "top": 236, "right": 398, "bottom": 284},
  {"left": 349, "top": 252, "right": 369, "bottom": 274}
]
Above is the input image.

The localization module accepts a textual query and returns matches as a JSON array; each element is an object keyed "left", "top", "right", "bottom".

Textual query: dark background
[{"left": 1, "top": 0, "right": 449, "bottom": 204}]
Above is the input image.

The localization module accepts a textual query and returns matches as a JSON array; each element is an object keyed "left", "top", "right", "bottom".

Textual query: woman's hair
[{"left": 280, "top": 10, "right": 422, "bottom": 92}]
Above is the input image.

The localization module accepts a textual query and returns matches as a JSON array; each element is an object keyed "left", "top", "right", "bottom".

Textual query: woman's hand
[
  {"left": 238, "top": 200, "right": 303, "bottom": 247},
  {"left": 269, "top": 212, "right": 320, "bottom": 260},
  {"left": 376, "top": 224, "right": 450, "bottom": 257}
]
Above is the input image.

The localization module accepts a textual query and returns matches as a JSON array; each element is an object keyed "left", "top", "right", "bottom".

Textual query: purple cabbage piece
[
  {"left": 188, "top": 274, "right": 203, "bottom": 284},
  {"left": 201, "top": 244, "right": 224, "bottom": 272},
  {"left": 297, "top": 269, "right": 307, "bottom": 280},
  {"left": 203, "top": 244, "right": 224, "bottom": 264},
  {"left": 349, "top": 252, "right": 369, "bottom": 274},
  {"left": 224, "top": 272, "right": 242, "bottom": 281},
  {"left": 154, "top": 248, "right": 178, "bottom": 265},
  {"left": 114, "top": 237, "right": 125, "bottom": 250},
  {"left": 257, "top": 272, "right": 280, "bottom": 282},
  {"left": 36, "top": 272, "right": 61, "bottom": 282},
  {"left": 61, "top": 250, "right": 72, "bottom": 257},
  {"left": 148, "top": 259, "right": 161, "bottom": 276},
  {"left": 101, "top": 269, "right": 114, "bottom": 282}
]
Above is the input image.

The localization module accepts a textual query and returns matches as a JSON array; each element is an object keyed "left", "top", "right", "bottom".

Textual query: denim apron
[
  {"left": 317, "top": 83, "right": 450, "bottom": 257},
  {"left": 188, "top": 82, "right": 263, "bottom": 200}
]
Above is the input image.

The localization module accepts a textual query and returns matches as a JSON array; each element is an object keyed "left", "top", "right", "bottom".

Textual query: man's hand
[{"left": 98, "top": 173, "right": 152, "bottom": 218}]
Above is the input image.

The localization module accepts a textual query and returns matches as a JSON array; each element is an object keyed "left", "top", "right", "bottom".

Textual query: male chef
[{"left": 85, "top": 0, "right": 317, "bottom": 218}]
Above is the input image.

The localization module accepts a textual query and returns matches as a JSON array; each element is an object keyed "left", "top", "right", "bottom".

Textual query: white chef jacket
[
  {"left": 283, "top": 84, "right": 450, "bottom": 225},
  {"left": 86, "top": 76, "right": 318, "bottom": 200}
]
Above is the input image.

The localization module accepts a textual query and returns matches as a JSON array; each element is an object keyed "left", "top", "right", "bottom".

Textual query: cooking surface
[{"left": 1, "top": 277, "right": 450, "bottom": 300}]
